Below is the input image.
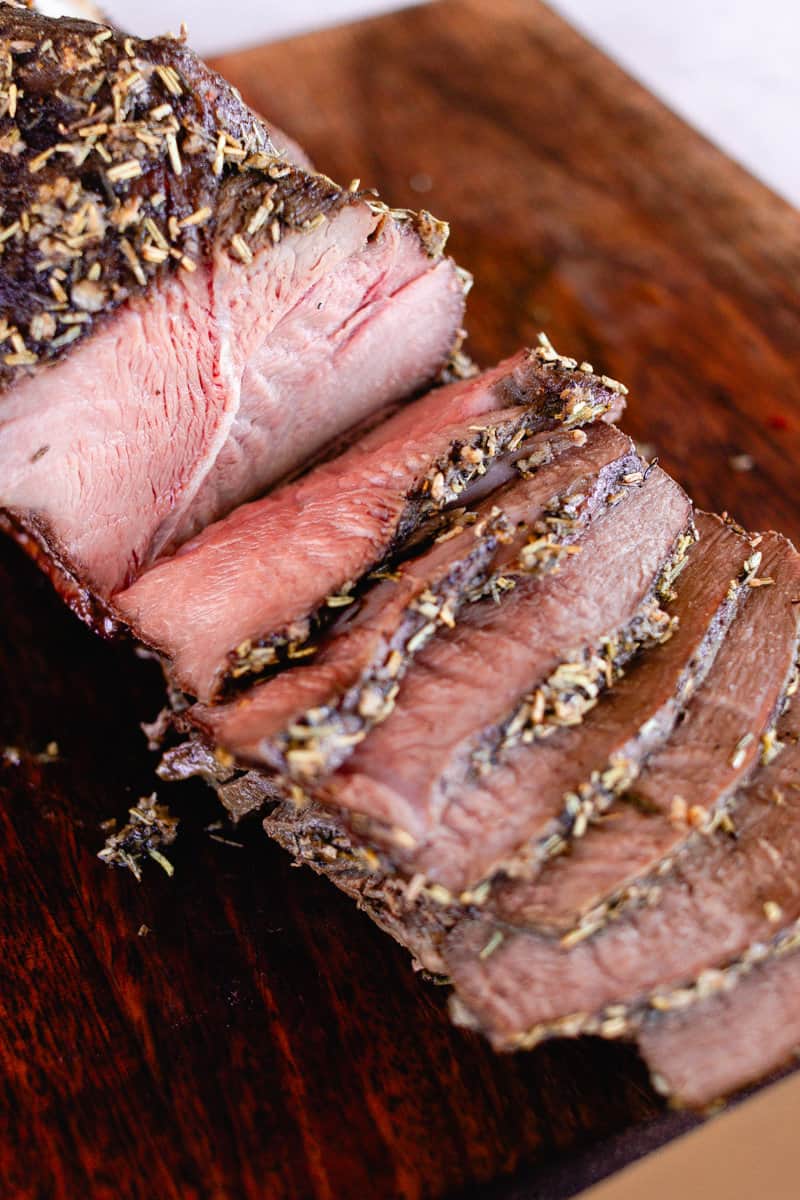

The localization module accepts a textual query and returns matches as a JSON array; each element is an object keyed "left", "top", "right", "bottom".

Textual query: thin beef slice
[
  {"left": 387, "top": 513, "right": 752, "bottom": 895},
  {"left": 638, "top": 940, "right": 800, "bottom": 1108},
  {"left": 182, "top": 425, "right": 645, "bottom": 790}
]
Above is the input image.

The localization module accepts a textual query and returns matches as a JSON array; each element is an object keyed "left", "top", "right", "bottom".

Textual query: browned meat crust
[{"left": 0, "top": 6, "right": 446, "bottom": 390}]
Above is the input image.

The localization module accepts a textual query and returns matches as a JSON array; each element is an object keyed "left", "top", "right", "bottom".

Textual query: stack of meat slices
[
  {"left": 156, "top": 352, "right": 800, "bottom": 1110},
  {"left": 3, "top": 8, "right": 799, "bottom": 1113}
]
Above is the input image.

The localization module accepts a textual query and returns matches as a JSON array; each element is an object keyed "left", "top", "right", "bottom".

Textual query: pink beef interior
[
  {"left": 490, "top": 514, "right": 754, "bottom": 930},
  {"left": 188, "top": 527, "right": 499, "bottom": 759},
  {"left": 113, "top": 354, "right": 536, "bottom": 701},
  {"left": 319, "top": 468, "right": 691, "bottom": 848},
  {"left": 158, "top": 213, "right": 464, "bottom": 553},
  {"left": 637, "top": 941, "right": 800, "bottom": 1108},
  {"left": 191, "top": 422, "right": 638, "bottom": 760},
  {"left": 0, "top": 202, "right": 464, "bottom": 599},
  {"left": 446, "top": 717, "right": 800, "bottom": 1049},
  {"left": 508, "top": 530, "right": 798, "bottom": 930}
]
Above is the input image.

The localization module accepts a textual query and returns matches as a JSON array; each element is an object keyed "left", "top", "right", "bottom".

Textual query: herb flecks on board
[{"left": 97, "top": 793, "right": 179, "bottom": 881}]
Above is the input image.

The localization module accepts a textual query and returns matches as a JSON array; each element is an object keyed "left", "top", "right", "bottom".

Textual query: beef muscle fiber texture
[
  {"left": 182, "top": 421, "right": 642, "bottom": 772},
  {"left": 115, "top": 343, "right": 628, "bottom": 701},
  {"left": 310, "top": 465, "right": 691, "bottom": 884},
  {"left": 491, "top": 519, "right": 772, "bottom": 933},
  {"left": 448, "top": 719, "right": 800, "bottom": 1095},
  {"left": 0, "top": 8, "right": 466, "bottom": 612},
  {"left": 630, "top": 718, "right": 800, "bottom": 1107},
  {"left": 161, "top": 511, "right": 746, "bottom": 979},
  {"left": 638, "top": 935, "right": 800, "bottom": 1108},
  {"left": 444, "top": 545, "right": 800, "bottom": 1050},
  {"left": 388, "top": 512, "right": 750, "bottom": 895},
  {"left": 6, "top": 2, "right": 799, "bottom": 1121}
]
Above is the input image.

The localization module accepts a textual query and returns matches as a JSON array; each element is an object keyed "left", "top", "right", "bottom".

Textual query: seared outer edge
[
  {"left": 194, "top": 443, "right": 647, "bottom": 778},
  {"left": 0, "top": 6, "right": 452, "bottom": 390},
  {"left": 181, "top": 338, "right": 630, "bottom": 703},
  {"left": 451, "top": 700, "right": 800, "bottom": 1054},
  {"left": 160, "top": 526, "right": 694, "bottom": 933},
  {"left": 486, "top": 537, "right": 760, "bottom": 894}
]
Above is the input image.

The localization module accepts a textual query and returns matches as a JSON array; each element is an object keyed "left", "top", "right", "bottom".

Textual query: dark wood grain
[{"left": 2, "top": 2, "right": 799, "bottom": 1197}]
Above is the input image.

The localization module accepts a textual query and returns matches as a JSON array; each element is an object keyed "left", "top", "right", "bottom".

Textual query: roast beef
[
  {"left": 175, "top": 522, "right": 789, "bottom": 987},
  {"left": 30, "top": 1, "right": 314, "bottom": 170},
  {"left": 114, "top": 345, "right": 628, "bottom": 700},
  {"left": 0, "top": 7, "right": 466, "bottom": 612},
  {"left": 390, "top": 512, "right": 751, "bottom": 897},
  {"left": 310, "top": 466, "right": 691, "bottom": 881},
  {"left": 183, "top": 422, "right": 643, "bottom": 773},
  {"left": 638, "top": 933, "right": 800, "bottom": 1108},
  {"left": 202, "top": 510, "right": 746, "bottom": 979},
  {"left": 445, "top": 690, "right": 800, "bottom": 1052},
  {"left": 492, "top": 528, "right": 790, "bottom": 935},
  {"left": 7, "top": 1, "right": 799, "bottom": 1119}
]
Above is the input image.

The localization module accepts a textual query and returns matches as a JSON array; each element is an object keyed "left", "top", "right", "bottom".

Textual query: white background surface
[{"left": 101, "top": 0, "right": 799, "bottom": 207}]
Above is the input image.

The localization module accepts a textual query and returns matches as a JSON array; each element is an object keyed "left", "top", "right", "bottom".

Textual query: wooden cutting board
[{"left": 3, "top": 2, "right": 799, "bottom": 1197}]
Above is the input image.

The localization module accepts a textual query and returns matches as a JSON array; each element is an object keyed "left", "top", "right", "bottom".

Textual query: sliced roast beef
[
  {"left": 0, "top": 8, "right": 466, "bottom": 610},
  {"left": 115, "top": 346, "right": 627, "bottom": 700},
  {"left": 215, "top": 516, "right": 746, "bottom": 974},
  {"left": 311, "top": 467, "right": 691, "bottom": 875},
  {"left": 638, "top": 936, "right": 800, "bottom": 1108},
  {"left": 183, "top": 422, "right": 642, "bottom": 773},
  {"left": 184, "top": 508, "right": 511, "bottom": 767},
  {"left": 493, "top": 529, "right": 793, "bottom": 934},
  {"left": 383, "top": 513, "right": 752, "bottom": 897},
  {"left": 445, "top": 694, "right": 800, "bottom": 1052}
]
